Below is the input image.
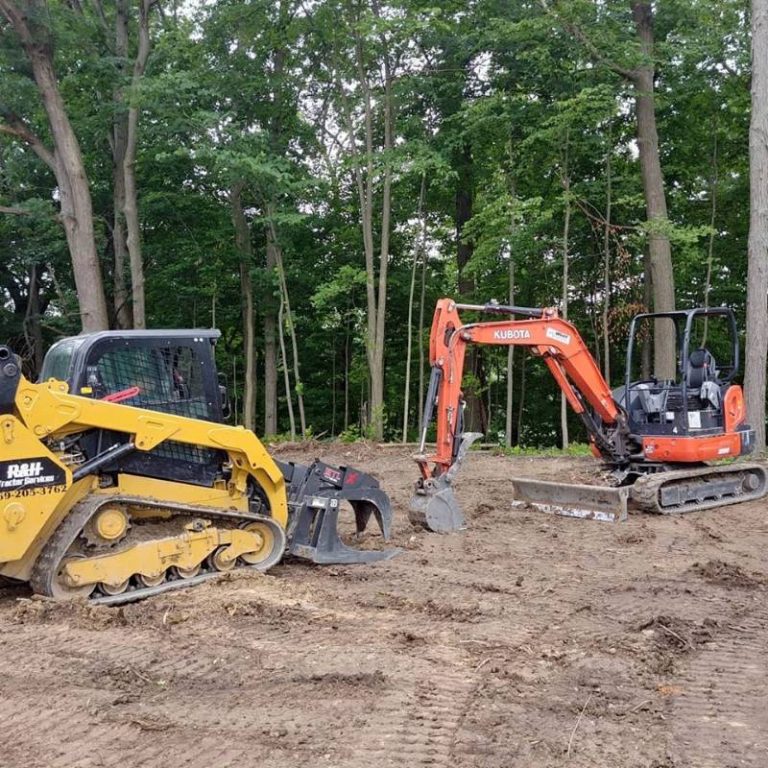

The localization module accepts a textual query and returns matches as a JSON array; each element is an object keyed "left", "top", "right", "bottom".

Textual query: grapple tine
[
  {"left": 351, "top": 499, "right": 392, "bottom": 540},
  {"left": 279, "top": 459, "right": 400, "bottom": 565}
]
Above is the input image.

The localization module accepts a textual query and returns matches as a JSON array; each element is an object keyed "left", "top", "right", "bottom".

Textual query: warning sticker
[
  {"left": 545, "top": 327, "right": 571, "bottom": 345},
  {"left": 0, "top": 458, "right": 66, "bottom": 491}
]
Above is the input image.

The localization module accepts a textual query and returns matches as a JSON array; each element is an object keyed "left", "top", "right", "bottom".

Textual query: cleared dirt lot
[{"left": 1, "top": 445, "right": 767, "bottom": 767}]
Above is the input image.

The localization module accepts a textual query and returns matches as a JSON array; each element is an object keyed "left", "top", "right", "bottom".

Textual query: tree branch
[
  {"left": 0, "top": 110, "right": 56, "bottom": 170},
  {"left": 538, "top": 0, "right": 635, "bottom": 81}
]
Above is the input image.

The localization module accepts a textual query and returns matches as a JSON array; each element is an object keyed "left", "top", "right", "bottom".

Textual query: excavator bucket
[
  {"left": 510, "top": 477, "right": 629, "bottom": 522},
  {"left": 409, "top": 476, "right": 466, "bottom": 532},
  {"left": 279, "top": 459, "right": 401, "bottom": 564},
  {"left": 409, "top": 432, "right": 483, "bottom": 533}
]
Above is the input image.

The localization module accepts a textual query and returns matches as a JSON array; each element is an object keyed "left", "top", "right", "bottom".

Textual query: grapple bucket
[
  {"left": 279, "top": 459, "right": 400, "bottom": 564},
  {"left": 511, "top": 477, "right": 629, "bottom": 522}
]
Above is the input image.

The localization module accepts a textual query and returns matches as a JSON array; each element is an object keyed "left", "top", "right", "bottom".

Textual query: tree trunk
[
  {"left": 264, "top": 240, "right": 278, "bottom": 436},
  {"left": 23, "top": 263, "right": 43, "bottom": 374},
  {"left": 417, "top": 227, "right": 428, "bottom": 430},
  {"left": 403, "top": 174, "right": 427, "bottom": 443},
  {"left": 505, "top": 172, "right": 517, "bottom": 449},
  {"left": 331, "top": 337, "right": 337, "bottom": 436},
  {"left": 602, "top": 142, "right": 612, "bottom": 382},
  {"left": 560, "top": 131, "right": 571, "bottom": 449},
  {"left": 505, "top": 258, "right": 515, "bottom": 448},
  {"left": 123, "top": 0, "right": 152, "bottom": 329},
  {"left": 112, "top": 0, "right": 132, "bottom": 329},
  {"left": 278, "top": 292, "right": 296, "bottom": 440},
  {"left": 270, "top": 220, "right": 307, "bottom": 437},
  {"left": 456, "top": 142, "right": 485, "bottom": 433},
  {"left": 350, "top": 14, "right": 392, "bottom": 442},
  {"left": 263, "top": 12, "right": 288, "bottom": 437},
  {"left": 0, "top": 0, "right": 109, "bottom": 331},
  {"left": 630, "top": 1, "right": 676, "bottom": 379},
  {"left": 344, "top": 321, "right": 350, "bottom": 431},
  {"left": 230, "top": 182, "right": 257, "bottom": 431},
  {"left": 703, "top": 127, "right": 718, "bottom": 344},
  {"left": 745, "top": 0, "right": 768, "bottom": 453},
  {"left": 517, "top": 350, "right": 527, "bottom": 444}
]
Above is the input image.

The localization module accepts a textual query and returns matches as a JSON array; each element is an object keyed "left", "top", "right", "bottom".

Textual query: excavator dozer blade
[
  {"left": 511, "top": 477, "right": 629, "bottom": 523},
  {"left": 279, "top": 459, "right": 401, "bottom": 565},
  {"left": 409, "top": 477, "right": 466, "bottom": 532}
]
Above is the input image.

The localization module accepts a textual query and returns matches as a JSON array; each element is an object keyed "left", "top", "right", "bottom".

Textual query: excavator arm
[
  {"left": 417, "top": 298, "right": 627, "bottom": 475},
  {"left": 410, "top": 299, "right": 632, "bottom": 531}
]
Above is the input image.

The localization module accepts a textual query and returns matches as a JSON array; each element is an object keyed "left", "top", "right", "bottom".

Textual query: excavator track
[
  {"left": 30, "top": 494, "right": 286, "bottom": 605},
  {"left": 630, "top": 462, "right": 767, "bottom": 515}
]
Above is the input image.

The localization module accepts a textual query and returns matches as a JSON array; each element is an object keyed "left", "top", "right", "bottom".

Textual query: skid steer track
[{"left": 31, "top": 495, "right": 286, "bottom": 606}]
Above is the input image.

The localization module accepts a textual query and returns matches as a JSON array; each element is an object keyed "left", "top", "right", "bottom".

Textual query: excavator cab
[{"left": 620, "top": 308, "right": 753, "bottom": 459}]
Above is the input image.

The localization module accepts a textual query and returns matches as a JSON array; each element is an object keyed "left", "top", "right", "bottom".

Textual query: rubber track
[
  {"left": 30, "top": 495, "right": 286, "bottom": 603},
  {"left": 630, "top": 462, "right": 767, "bottom": 514}
]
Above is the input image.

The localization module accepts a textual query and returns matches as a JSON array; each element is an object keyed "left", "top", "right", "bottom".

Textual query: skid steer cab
[{"left": 0, "top": 330, "right": 396, "bottom": 604}]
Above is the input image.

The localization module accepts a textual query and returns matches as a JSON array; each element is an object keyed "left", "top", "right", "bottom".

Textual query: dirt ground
[{"left": 1, "top": 445, "right": 767, "bottom": 768}]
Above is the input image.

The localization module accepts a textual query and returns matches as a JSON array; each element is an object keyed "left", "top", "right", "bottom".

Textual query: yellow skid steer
[{"left": 0, "top": 330, "right": 396, "bottom": 604}]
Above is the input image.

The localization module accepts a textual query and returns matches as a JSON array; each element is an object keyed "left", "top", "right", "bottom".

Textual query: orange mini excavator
[{"left": 409, "top": 298, "right": 766, "bottom": 530}]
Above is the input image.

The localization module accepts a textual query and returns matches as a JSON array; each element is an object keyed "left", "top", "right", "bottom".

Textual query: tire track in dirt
[
  {"left": 671, "top": 614, "right": 768, "bottom": 767},
  {"left": 342, "top": 663, "right": 474, "bottom": 767}
]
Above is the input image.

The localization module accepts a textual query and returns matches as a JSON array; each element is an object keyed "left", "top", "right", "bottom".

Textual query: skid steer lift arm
[{"left": 410, "top": 298, "right": 631, "bottom": 531}]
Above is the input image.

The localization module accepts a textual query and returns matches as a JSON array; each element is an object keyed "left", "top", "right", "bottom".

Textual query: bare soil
[{"left": 1, "top": 445, "right": 767, "bottom": 767}]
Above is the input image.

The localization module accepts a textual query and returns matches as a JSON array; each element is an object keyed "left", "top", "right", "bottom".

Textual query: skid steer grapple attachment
[{"left": 279, "top": 459, "right": 400, "bottom": 564}]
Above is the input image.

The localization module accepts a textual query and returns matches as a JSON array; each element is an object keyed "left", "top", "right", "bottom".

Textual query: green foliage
[
  {"left": 494, "top": 443, "right": 594, "bottom": 458},
  {"left": 0, "top": 0, "right": 756, "bottom": 445}
]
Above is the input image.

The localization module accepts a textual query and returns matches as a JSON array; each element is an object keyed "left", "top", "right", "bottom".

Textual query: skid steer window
[
  {"left": 85, "top": 339, "right": 221, "bottom": 475},
  {"left": 40, "top": 338, "right": 83, "bottom": 384},
  {"left": 90, "top": 344, "right": 214, "bottom": 421},
  {"left": 96, "top": 347, "right": 171, "bottom": 403}
]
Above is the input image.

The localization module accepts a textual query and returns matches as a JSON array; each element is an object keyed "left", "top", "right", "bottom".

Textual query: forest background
[{"left": 2, "top": 0, "right": 768, "bottom": 449}]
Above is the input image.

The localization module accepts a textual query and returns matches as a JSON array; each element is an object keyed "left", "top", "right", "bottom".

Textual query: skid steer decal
[{"left": 0, "top": 458, "right": 66, "bottom": 491}]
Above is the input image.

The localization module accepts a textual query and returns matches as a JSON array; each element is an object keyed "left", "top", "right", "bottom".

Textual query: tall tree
[
  {"left": 230, "top": 181, "right": 257, "bottom": 430},
  {"left": 539, "top": 0, "right": 677, "bottom": 378},
  {"left": 0, "top": 0, "right": 109, "bottom": 331},
  {"left": 745, "top": 0, "right": 768, "bottom": 453},
  {"left": 122, "top": 0, "right": 154, "bottom": 329}
]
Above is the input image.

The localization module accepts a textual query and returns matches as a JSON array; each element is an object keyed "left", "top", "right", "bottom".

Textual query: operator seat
[
  {"left": 687, "top": 348, "right": 716, "bottom": 388},
  {"left": 687, "top": 348, "right": 720, "bottom": 408}
]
